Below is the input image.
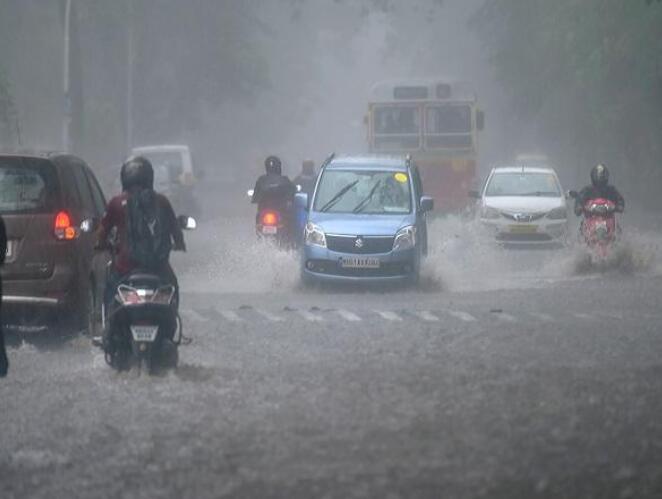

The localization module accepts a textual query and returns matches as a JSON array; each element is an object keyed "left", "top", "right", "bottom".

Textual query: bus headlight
[
  {"left": 304, "top": 222, "right": 327, "bottom": 248},
  {"left": 393, "top": 226, "right": 417, "bottom": 251}
]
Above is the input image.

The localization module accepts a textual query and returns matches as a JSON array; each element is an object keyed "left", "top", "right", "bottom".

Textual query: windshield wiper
[
  {"left": 319, "top": 180, "right": 359, "bottom": 212},
  {"left": 352, "top": 180, "right": 382, "bottom": 213}
]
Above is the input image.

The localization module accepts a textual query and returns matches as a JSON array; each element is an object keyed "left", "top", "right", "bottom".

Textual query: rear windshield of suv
[{"left": 0, "top": 157, "right": 60, "bottom": 214}]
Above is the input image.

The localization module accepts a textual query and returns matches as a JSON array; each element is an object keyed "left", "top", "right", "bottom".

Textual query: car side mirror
[
  {"left": 567, "top": 190, "right": 578, "bottom": 199},
  {"left": 476, "top": 110, "right": 485, "bottom": 131},
  {"left": 420, "top": 196, "right": 434, "bottom": 212},
  {"left": 80, "top": 217, "right": 99, "bottom": 234},
  {"left": 295, "top": 192, "right": 309, "bottom": 212},
  {"left": 296, "top": 184, "right": 302, "bottom": 193},
  {"left": 177, "top": 215, "right": 197, "bottom": 230},
  {"left": 468, "top": 190, "right": 481, "bottom": 199}
]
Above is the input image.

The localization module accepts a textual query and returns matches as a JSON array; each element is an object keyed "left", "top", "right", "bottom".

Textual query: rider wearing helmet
[
  {"left": 574, "top": 164, "right": 625, "bottom": 216},
  {"left": 97, "top": 156, "right": 186, "bottom": 346},
  {"left": 251, "top": 155, "right": 297, "bottom": 225},
  {"left": 293, "top": 159, "right": 317, "bottom": 197}
]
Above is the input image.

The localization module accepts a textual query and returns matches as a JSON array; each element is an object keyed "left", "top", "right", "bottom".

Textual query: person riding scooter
[
  {"left": 293, "top": 159, "right": 317, "bottom": 197},
  {"left": 574, "top": 164, "right": 625, "bottom": 216},
  {"left": 97, "top": 156, "right": 186, "bottom": 351},
  {"left": 251, "top": 155, "right": 297, "bottom": 238}
]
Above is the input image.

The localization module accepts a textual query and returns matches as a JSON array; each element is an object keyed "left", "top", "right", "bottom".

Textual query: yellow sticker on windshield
[{"left": 394, "top": 173, "right": 408, "bottom": 183}]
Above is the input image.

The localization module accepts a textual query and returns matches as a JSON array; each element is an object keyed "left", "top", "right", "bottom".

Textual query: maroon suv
[{"left": 0, "top": 152, "right": 109, "bottom": 334}]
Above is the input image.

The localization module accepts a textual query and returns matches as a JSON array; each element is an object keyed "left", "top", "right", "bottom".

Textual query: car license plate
[
  {"left": 262, "top": 226, "right": 278, "bottom": 235},
  {"left": 509, "top": 224, "right": 537, "bottom": 234},
  {"left": 130, "top": 325, "right": 159, "bottom": 342},
  {"left": 340, "top": 257, "right": 380, "bottom": 269}
]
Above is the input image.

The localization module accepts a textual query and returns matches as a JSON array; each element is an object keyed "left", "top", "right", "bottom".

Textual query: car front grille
[
  {"left": 496, "top": 233, "right": 553, "bottom": 242},
  {"left": 306, "top": 259, "right": 411, "bottom": 277},
  {"left": 500, "top": 212, "right": 546, "bottom": 222},
  {"left": 326, "top": 235, "right": 394, "bottom": 254}
]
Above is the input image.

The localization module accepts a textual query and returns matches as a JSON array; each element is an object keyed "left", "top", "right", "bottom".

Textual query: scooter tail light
[
  {"left": 262, "top": 211, "right": 279, "bottom": 226},
  {"left": 117, "top": 285, "right": 144, "bottom": 305},
  {"left": 152, "top": 285, "right": 175, "bottom": 305}
]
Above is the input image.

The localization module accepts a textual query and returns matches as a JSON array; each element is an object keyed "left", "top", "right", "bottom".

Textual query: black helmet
[
  {"left": 590, "top": 163, "right": 609, "bottom": 187},
  {"left": 265, "top": 155, "right": 282, "bottom": 175},
  {"left": 121, "top": 156, "right": 154, "bottom": 191}
]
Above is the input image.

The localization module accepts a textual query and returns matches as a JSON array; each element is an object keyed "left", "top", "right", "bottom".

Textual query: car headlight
[
  {"left": 481, "top": 206, "right": 501, "bottom": 220},
  {"left": 393, "top": 226, "right": 417, "bottom": 251},
  {"left": 304, "top": 222, "right": 326, "bottom": 248},
  {"left": 547, "top": 207, "right": 567, "bottom": 220}
]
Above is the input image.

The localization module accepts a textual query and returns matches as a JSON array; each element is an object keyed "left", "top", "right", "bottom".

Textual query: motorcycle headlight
[
  {"left": 481, "top": 206, "right": 501, "bottom": 220},
  {"left": 393, "top": 226, "right": 417, "bottom": 251},
  {"left": 547, "top": 207, "right": 567, "bottom": 220},
  {"left": 304, "top": 222, "right": 326, "bottom": 248}
]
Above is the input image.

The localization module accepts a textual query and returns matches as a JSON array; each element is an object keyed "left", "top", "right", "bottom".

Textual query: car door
[
  {"left": 67, "top": 160, "right": 100, "bottom": 293},
  {"left": 81, "top": 164, "right": 110, "bottom": 307},
  {"left": 411, "top": 165, "right": 428, "bottom": 255}
]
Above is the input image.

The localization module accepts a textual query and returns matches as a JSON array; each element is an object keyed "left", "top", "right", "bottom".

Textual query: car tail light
[
  {"left": 54, "top": 211, "right": 78, "bottom": 240},
  {"left": 261, "top": 211, "right": 279, "bottom": 226}
]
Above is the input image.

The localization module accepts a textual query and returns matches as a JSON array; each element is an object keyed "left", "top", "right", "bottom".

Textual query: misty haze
[{"left": 1, "top": 1, "right": 662, "bottom": 498}]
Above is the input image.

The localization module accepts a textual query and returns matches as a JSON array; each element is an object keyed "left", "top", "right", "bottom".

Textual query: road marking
[
  {"left": 529, "top": 312, "right": 554, "bottom": 322},
  {"left": 376, "top": 311, "right": 402, "bottom": 321},
  {"left": 220, "top": 310, "right": 243, "bottom": 322},
  {"left": 415, "top": 310, "right": 440, "bottom": 322},
  {"left": 299, "top": 310, "right": 324, "bottom": 322},
  {"left": 495, "top": 312, "right": 517, "bottom": 322},
  {"left": 184, "top": 308, "right": 211, "bottom": 323},
  {"left": 573, "top": 313, "right": 595, "bottom": 321},
  {"left": 255, "top": 309, "right": 284, "bottom": 322},
  {"left": 337, "top": 309, "right": 362, "bottom": 322},
  {"left": 446, "top": 310, "right": 476, "bottom": 322}
]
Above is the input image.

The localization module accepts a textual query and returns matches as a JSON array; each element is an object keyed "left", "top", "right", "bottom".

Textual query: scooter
[
  {"left": 570, "top": 192, "right": 619, "bottom": 263},
  {"left": 100, "top": 215, "right": 196, "bottom": 375},
  {"left": 247, "top": 187, "right": 302, "bottom": 248}
]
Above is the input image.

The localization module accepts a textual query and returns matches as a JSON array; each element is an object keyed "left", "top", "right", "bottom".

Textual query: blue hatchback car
[{"left": 297, "top": 155, "right": 433, "bottom": 285}]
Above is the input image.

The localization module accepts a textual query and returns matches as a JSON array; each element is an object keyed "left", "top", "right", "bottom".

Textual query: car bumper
[
  {"left": 2, "top": 265, "right": 76, "bottom": 309},
  {"left": 302, "top": 245, "right": 419, "bottom": 284},
  {"left": 480, "top": 219, "right": 568, "bottom": 246}
]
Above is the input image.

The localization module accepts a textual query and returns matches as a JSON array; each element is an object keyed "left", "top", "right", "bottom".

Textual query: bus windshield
[
  {"left": 373, "top": 105, "right": 420, "bottom": 150},
  {"left": 425, "top": 104, "right": 473, "bottom": 148}
]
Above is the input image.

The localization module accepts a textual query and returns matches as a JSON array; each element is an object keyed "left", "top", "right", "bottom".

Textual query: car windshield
[
  {"left": 485, "top": 172, "right": 561, "bottom": 197},
  {"left": 0, "top": 158, "right": 59, "bottom": 214},
  {"left": 313, "top": 169, "right": 412, "bottom": 214},
  {"left": 137, "top": 151, "right": 184, "bottom": 183}
]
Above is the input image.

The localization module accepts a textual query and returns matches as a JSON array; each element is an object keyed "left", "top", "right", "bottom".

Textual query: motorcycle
[
  {"left": 247, "top": 186, "right": 302, "bottom": 248},
  {"left": 100, "top": 215, "right": 196, "bottom": 375},
  {"left": 570, "top": 192, "right": 619, "bottom": 262}
]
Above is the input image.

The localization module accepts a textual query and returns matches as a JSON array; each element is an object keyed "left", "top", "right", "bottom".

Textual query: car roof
[
  {"left": 132, "top": 145, "right": 190, "bottom": 154},
  {"left": 326, "top": 154, "right": 409, "bottom": 172},
  {"left": 491, "top": 165, "right": 558, "bottom": 175},
  {"left": 0, "top": 149, "right": 70, "bottom": 160}
]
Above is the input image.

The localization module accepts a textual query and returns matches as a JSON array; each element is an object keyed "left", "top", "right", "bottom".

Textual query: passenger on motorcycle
[
  {"left": 97, "top": 156, "right": 186, "bottom": 349},
  {"left": 574, "top": 164, "right": 625, "bottom": 216},
  {"left": 293, "top": 159, "right": 317, "bottom": 197},
  {"left": 251, "top": 155, "right": 297, "bottom": 234}
]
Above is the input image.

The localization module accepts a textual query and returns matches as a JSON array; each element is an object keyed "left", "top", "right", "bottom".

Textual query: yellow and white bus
[{"left": 366, "top": 79, "right": 484, "bottom": 211}]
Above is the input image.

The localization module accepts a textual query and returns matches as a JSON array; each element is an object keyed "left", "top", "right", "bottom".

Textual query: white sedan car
[{"left": 472, "top": 166, "right": 569, "bottom": 246}]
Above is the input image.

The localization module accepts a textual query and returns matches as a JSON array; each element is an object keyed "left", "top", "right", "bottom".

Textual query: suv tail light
[{"left": 54, "top": 211, "right": 78, "bottom": 240}]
